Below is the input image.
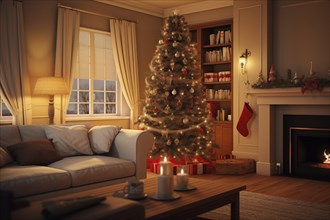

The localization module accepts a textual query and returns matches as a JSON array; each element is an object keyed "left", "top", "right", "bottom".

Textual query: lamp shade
[{"left": 34, "top": 77, "right": 69, "bottom": 95}]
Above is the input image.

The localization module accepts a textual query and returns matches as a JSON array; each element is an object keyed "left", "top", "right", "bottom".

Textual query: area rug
[{"left": 199, "top": 191, "right": 330, "bottom": 220}]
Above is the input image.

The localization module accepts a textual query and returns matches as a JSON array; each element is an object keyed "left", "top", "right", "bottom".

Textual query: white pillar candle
[
  {"left": 176, "top": 168, "right": 189, "bottom": 189},
  {"left": 157, "top": 166, "right": 173, "bottom": 199},
  {"left": 159, "top": 156, "right": 173, "bottom": 176}
]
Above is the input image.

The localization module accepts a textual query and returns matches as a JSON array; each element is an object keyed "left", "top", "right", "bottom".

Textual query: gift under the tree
[
  {"left": 150, "top": 161, "right": 211, "bottom": 175},
  {"left": 149, "top": 156, "right": 212, "bottom": 175}
]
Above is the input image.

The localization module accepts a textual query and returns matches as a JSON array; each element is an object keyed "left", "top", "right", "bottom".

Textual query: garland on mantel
[{"left": 251, "top": 73, "right": 330, "bottom": 93}]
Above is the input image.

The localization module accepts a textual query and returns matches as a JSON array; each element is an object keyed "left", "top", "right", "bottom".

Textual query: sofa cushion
[
  {"left": 49, "top": 156, "right": 135, "bottom": 187},
  {"left": 7, "top": 139, "right": 62, "bottom": 165},
  {"left": 0, "top": 125, "right": 21, "bottom": 147},
  {"left": 88, "top": 125, "right": 121, "bottom": 154},
  {"left": 0, "top": 165, "right": 71, "bottom": 198},
  {"left": 45, "top": 125, "right": 93, "bottom": 157},
  {"left": 0, "top": 147, "right": 13, "bottom": 167},
  {"left": 18, "top": 125, "right": 47, "bottom": 141}
]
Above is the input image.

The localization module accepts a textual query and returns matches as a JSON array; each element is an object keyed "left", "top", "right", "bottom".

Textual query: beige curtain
[
  {"left": 110, "top": 19, "right": 140, "bottom": 129},
  {"left": 0, "top": 0, "right": 32, "bottom": 125},
  {"left": 54, "top": 8, "right": 80, "bottom": 124}
]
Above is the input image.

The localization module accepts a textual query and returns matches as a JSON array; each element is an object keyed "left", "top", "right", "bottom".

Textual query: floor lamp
[{"left": 34, "top": 77, "right": 69, "bottom": 124}]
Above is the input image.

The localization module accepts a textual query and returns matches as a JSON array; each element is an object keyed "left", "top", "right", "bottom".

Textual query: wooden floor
[{"left": 147, "top": 171, "right": 330, "bottom": 205}]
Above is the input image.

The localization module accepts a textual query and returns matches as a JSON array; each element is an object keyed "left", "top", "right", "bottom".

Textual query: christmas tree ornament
[
  {"left": 172, "top": 89, "right": 177, "bottom": 95},
  {"left": 170, "top": 61, "right": 175, "bottom": 70},
  {"left": 174, "top": 138, "right": 180, "bottom": 145},
  {"left": 190, "top": 88, "right": 195, "bottom": 93},
  {"left": 182, "top": 68, "right": 187, "bottom": 76},
  {"left": 183, "top": 118, "right": 189, "bottom": 124},
  {"left": 175, "top": 51, "right": 180, "bottom": 57},
  {"left": 164, "top": 105, "right": 171, "bottom": 113},
  {"left": 236, "top": 102, "right": 254, "bottom": 137},
  {"left": 165, "top": 91, "right": 170, "bottom": 97},
  {"left": 183, "top": 58, "right": 188, "bottom": 64},
  {"left": 173, "top": 41, "right": 178, "bottom": 47},
  {"left": 167, "top": 139, "right": 172, "bottom": 145},
  {"left": 153, "top": 107, "right": 158, "bottom": 113}
]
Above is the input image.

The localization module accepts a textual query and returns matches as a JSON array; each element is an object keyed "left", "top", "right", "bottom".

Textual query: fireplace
[{"left": 283, "top": 115, "right": 330, "bottom": 180}]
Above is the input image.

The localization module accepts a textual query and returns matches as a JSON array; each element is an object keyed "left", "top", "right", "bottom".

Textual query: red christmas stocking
[{"left": 236, "top": 102, "right": 254, "bottom": 137}]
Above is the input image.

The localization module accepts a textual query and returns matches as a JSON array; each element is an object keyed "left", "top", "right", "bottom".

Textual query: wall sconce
[
  {"left": 34, "top": 76, "right": 69, "bottom": 124},
  {"left": 239, "top": 49, "right": 251, "bottom": 85},
  {"left": 240, "top": 49, "right": 251, "bottom": 73}
]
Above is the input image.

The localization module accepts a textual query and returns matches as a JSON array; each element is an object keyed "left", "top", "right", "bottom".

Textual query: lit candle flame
[
  {"left": 324, "top": 150, "right": 330, "bottom": 164},
  {"left": 180, "top": 168, "right": 184, "bottom": 175},
  {"left": 164, "top": 156, "right": 167, "bottom": 162},
  {"left": 160, "top": 166, "right": 163, "bottom": 175}
]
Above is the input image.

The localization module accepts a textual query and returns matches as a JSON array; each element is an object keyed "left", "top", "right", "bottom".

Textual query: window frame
[
  {"left": 66, "top": 27, "right": 129, "bottom": 119},
  {"left": 0, "top": 95, "right": 13, "bottom": 124}
]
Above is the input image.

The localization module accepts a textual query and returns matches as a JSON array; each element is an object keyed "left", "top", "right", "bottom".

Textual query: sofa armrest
[{"left": 110, "top": 129, "right": 154, "bottom": 179}]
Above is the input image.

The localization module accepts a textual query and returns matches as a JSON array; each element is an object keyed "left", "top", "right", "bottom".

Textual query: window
[
  {"left": 67, "top": 28, "right": 129, "bottom": 117},
  {"left": 0, "top": 95, "right": 13, "bottom": 123}
]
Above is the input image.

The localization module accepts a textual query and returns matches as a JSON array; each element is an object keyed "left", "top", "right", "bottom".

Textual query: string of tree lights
[{"left": 137, "top": 12, "right": 217, "bottom": 161}]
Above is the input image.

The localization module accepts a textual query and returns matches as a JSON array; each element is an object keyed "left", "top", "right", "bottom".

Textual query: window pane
[
  {"left": 67, "top": 104, "right": 77, "bottom": 114},
  {"left": 79, "top": 104, "right": 89, "bottom": 114},
  {"left": 94, "top": 33, "right": 105, "bottom": 48},
  {"left": 106, "top": 104, "right": 116, "bottom": 114},
  {"left": 106, "top": 81, "right": 116, "bottom": 91},
  {"left": 79, "top": 92, "right": 89, "bottom": 102},
  {"left": 94, "top": 80, "right": 104, "bottom": 90},
  {"left": 105, "top": 35, "right": 112, "bottom": 49},
  {"left": 94, "top": 92, "right": 104, "bottom": 102},
  {"left": 106, "top": 92, "right": 116, "bottom": 102},
  {"left": 2, "top": 103, "right": 12, "bottom": 116},
  {"left": 79, "top": 79, "right": 89, "bottom": 90},
  {"left": 69, "top": 91, "right": 77, "bottom": 102},
  {"left": 94, "top": 104, "right": 104, "bottom": 114}
]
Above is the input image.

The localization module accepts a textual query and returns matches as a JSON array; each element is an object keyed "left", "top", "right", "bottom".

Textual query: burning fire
[{"left": 324, "top": 150, "right": 330, "bottom": 164}]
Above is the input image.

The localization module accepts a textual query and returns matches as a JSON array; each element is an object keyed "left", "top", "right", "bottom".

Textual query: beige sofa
[{"left": 0, "top": 124, "right": 153, "bottom": 200}]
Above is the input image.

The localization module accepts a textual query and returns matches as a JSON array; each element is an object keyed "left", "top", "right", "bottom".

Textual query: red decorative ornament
[
  {"left": 153, "top": 107, "right": 158, "bottom": 113},
  {"left": 182, "top": 68, "right": 187, "bottom": 76},
  {"left": 197, "top": 128, "right": 204, "bottom": 135},
  {"left": 164, "top": 39, "right": 168, "bottom": 45}
]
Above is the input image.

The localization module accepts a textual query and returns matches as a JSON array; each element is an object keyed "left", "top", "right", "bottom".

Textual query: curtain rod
[{"left": 57, "top": 4, "right": 138, "bottom": 24}]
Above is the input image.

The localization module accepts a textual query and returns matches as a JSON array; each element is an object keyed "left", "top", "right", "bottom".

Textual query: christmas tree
[{"left": 137, "top": 12, "right": 216, "bottom": 162}]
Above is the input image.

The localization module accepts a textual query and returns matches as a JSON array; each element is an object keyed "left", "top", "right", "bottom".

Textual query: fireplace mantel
[{"left": 247, "top": 87, "right": 330, "bottom": 176}]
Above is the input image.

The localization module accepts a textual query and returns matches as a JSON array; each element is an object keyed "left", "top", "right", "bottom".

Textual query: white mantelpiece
[{"left": 247, "top": 88, "right": 330, "bottom": 176}]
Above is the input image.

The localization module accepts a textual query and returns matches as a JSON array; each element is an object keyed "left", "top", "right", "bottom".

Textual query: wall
[
  {"left": 22, "top": 0, "right": 162, "bottom": 126},
  {"left": 273, "top": 0, "right": 329, "bottom": 78},
  {"left": 184, "top": 6, "right": 233, "bottom": 25},
  {"left": 232, "top": 0, "right": 271, "bottom": 160}
]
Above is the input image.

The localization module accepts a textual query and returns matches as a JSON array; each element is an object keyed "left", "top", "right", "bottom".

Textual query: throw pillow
[
  {"left": 0, "top": 147, "right": 13, "bottom": 167},
  {"left": 45, "top": 125, "right": 93, "bottom": 157},
  {"left": 7, "top": 139, "right": 62, "bottom": 165},
  {"left": 88, "top": 125, "right": 121, "bottom": 154}
]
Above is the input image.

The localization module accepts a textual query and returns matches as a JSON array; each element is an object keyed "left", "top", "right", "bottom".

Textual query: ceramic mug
[{"left": 124, "top": 180, "right": 144, "bottom": 198}]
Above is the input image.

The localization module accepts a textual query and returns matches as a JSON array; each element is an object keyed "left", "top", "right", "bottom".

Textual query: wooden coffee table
[{"left": 11, "top": 177, "right": 246, "bottom": 220}]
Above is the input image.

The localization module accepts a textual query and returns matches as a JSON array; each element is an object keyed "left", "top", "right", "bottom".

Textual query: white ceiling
[{"left": 96, "top": 0, "right": 233, "bottom": 17}]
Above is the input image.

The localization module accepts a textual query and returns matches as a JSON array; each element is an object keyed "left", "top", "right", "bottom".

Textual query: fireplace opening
[{"left": 283, "top": 115, "right": 330, "bottom": 181}]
